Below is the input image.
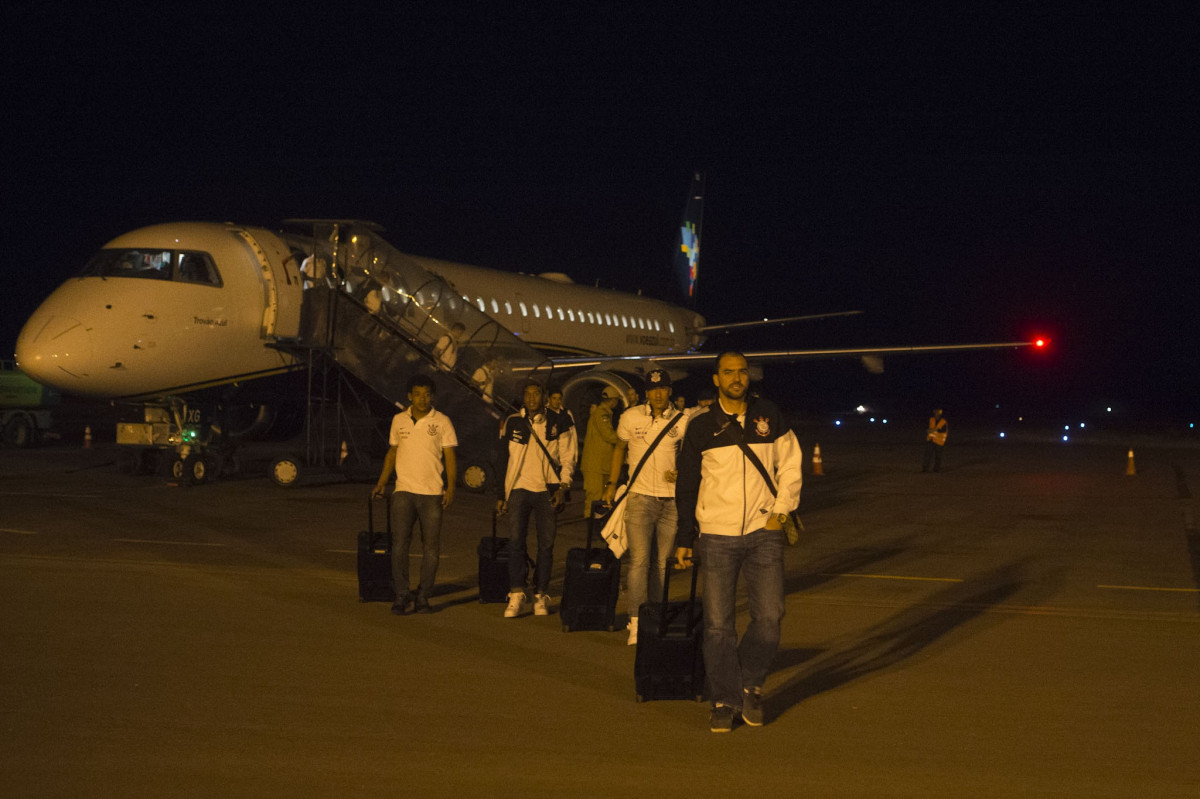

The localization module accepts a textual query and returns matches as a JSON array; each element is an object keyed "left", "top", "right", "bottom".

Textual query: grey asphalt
[{"left": 2, "top": 428, "right": 1198, "bottom": 797}]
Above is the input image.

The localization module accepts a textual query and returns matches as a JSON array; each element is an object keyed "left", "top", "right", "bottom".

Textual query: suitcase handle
[
  {"left": 587, "top": 500, "right": 611, "bottom": 550},
  {"left": 368, "top": 493, "right": 392, "bottom": 535},
  {"left": 660, "top": 555, "right": 701, "bottom": 636}
]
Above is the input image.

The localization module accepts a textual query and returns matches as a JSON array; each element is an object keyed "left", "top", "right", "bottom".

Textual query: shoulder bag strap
[
  {"left": 525, "top": 416, "right": 562, "bottom": 481},
  {"left": 607, "top": 410, "right": 683, "bottom": 515},
  {"left": 720, "top": 415, "right": 778, "bottom": 497}
]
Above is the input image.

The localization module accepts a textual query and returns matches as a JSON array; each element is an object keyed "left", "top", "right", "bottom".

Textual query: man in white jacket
[{"left": 674, "top": 352, "right": 802, "bottom": 733}]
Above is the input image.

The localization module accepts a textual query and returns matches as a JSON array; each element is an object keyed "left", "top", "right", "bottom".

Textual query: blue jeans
[
  {"left": 507, "top": 489, "right": 557, "bottom": 594},
  {"left": 390, "top": 491, "right": 444, "bottom": 600},
  {"left": 624, "top": 493, "right": 678, "bottom": 616},
  {"left": 698, "top": 528, "right": 786, "bottom": 710}
]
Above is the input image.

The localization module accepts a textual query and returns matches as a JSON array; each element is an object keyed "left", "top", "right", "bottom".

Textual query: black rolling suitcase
[
  {"left": 634, "top": 556, "right": 704, "bottom": 702},
  {"left": 559, "top": 501, "right": 622, "bottom": 632},
  {"left": 478, "top": 510, "right": 511, "bottom": 603},
  {"left": 357, "top": 495, "right": 396, "bottom": 603}
]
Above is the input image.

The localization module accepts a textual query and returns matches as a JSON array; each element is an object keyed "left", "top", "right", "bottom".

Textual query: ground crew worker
[{"left": 922, "top": 408, "right": 948, "bottom": 472}]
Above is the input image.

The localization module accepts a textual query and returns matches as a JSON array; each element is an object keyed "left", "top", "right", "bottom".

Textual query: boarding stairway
[{"left": 278, "top": 221, "right": 554, "bottom": 488}]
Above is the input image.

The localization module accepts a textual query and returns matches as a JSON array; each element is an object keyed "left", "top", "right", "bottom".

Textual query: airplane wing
[
  {"left": 691, "top": 310, "right": 863, "bottom": 334},
  {"left": 544, "top": 340, "right": 1037, "bottom": 371}
]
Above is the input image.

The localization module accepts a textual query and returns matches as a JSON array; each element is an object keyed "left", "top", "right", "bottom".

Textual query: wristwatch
[{"left": 775, "top": 513, "right": 789, "bottom": 525}]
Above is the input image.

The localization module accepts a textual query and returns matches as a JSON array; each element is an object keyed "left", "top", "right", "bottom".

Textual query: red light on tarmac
[{"left": 1033, "top": 337, "right": 1048, "bottom": 349}]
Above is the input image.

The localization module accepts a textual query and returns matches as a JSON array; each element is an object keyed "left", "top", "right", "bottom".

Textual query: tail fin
[{"left": 674, "top": 172, "right": 705, "bottom": 307}]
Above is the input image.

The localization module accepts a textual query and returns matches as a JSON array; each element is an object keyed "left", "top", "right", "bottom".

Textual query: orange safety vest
[{"left": 926, "top": 416, "right": 948, "bottom": 446}]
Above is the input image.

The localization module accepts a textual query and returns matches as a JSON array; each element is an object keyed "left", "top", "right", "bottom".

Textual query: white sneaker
[
  {"left": 533, "top": 593, "right": 551, "bottom": 616},
  {"left": 504, "top": 591, "right": 527, "bottom": 618},
  {"left": 626, "top": 616, "right": 638, "bottom": 646}
]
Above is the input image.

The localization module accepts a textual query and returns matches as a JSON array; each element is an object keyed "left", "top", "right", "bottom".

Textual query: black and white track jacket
[
  {"left": 495, "top": 407, "right": 571, "bottom": 499},
  {"left": 674, "top": 396, "right": 802, "bottom": 548}
]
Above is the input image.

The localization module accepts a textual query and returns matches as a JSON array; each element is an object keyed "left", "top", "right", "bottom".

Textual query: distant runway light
[
  {"left": 1064, "top": 425, "right": 1070, "bottom": 431},
  {"left": 869, "top": 417, "right": 876, "bottom": 423},
  {"left": 1107, "top": 407, "right": 1113, "bottom": 413},
  {"left": 882, "top": 419, "right": 888, "bottom": 424},
  {"left": 1062, "top": 435, "right": 1069, "bottom": 442},
  {"left": 835, "top": 420, "right": 842, "bottom": 426},
  {"left": 999, "top": 432, "right": 1006, "bottom": 438},
  {"left": 1079, "top": 422, "right": 1086, "bottom": 429},
  {"left": 856, "top": 405, "right": 866, "bottom": 414}
]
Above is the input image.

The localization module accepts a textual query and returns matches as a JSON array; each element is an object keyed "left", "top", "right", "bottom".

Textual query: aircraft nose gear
[{"left": 171, "top": 454, "right": 212, "bottom": 485}]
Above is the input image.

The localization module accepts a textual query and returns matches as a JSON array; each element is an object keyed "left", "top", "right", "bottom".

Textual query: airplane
[{"left": 14, "top": 174, "right": 1040, "bottom": 489}]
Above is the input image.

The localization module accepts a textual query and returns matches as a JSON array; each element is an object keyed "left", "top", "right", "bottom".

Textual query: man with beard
[{"left": 673, "top": 351, "right": 802, "bottom": 732}]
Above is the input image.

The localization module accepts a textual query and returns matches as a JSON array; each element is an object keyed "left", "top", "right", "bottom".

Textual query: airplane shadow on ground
[{"left": 770, "top": 560, "right": 1039, "bottom": 722}]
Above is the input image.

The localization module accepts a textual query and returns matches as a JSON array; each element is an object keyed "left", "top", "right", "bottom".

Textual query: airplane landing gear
[
  {"left": 270, "top": 455, "right": 302, "bottom": 488},
  {"left": 171, "top": 454, "right": 212, "bottom": 485}
]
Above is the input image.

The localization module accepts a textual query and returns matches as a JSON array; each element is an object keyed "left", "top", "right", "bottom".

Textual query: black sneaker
[
  {"left": 742, "top": 688, "right": 764, "bottom": 727},
  {"left": 709, "top": 705, "right": 737, "bottom": 733},
  {"left": 413, "top": 596, "right": 432, "bottom": 614},
  {"left": 391, "top": 594, "right": 412, "bottom": 616}
]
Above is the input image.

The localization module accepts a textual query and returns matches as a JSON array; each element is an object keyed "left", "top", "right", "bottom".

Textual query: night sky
[{"left": 4, "top": 5, "right": 1196, "bottom": 426}]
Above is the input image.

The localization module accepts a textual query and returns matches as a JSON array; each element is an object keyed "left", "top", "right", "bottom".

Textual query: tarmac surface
[{"left": 2, "top": 428, "right": 1199, "bottom": 797}]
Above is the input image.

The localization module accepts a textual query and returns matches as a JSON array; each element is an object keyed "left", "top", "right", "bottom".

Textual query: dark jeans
[
  {"left": 390, "top": 491, "right": 443, "bottom": 599},
  {"left": 697, "top": 527, "right": 786, "bottom": 710},
  {"left": 507, "top": 488, "right": 557, "bottom": 594},
  {"left": 922, "top": 441, "right": 944, "bottom": 472}
]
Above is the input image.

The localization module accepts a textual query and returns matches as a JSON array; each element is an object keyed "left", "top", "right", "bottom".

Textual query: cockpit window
[{"left": 79, "top": 249, "right": 222, "bottom": 287}]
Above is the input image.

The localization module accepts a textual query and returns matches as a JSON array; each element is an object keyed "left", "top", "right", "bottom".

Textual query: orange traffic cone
[
  {"left": 83, "top": 426, "right": 91, "bottom": 449},
  {"left": 812, "top": 444, "right": 824, "bottom": 476},
  {"left": 1124, "top": 448, "right": 1136, "bottom": 475}
]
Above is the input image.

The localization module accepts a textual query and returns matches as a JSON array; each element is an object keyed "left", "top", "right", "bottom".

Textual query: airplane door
[{"left": 233, "top": 228, "right": 303, "bottom": 340}]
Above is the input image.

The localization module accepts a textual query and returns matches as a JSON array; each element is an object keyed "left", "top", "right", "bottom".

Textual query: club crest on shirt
[
  {"left": 426, "top": 424, "right": 439, "bottom": 436},
  {"left": 754, "top": 416, "right": 771, "bottom": 437}
]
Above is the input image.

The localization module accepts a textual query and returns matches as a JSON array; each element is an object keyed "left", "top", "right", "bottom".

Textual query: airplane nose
[{"left": 15, "top": 314, "right": 94, "bottom": 390}]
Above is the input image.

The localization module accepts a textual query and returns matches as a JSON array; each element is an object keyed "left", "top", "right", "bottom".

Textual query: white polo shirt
[
  {"left": 616, "top": 404, "right": 687, "bottom": 497},
  {"left": 388, "top": 407, "right": 458, "bottom": 495}
]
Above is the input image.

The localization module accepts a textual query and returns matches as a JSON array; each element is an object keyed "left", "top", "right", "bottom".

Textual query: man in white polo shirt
[
  {"left": 372, "top": 374, "right": 458, "bottom": 615},
  {"left": 602, "top": 367, "right": 688, "bottom": 644}
]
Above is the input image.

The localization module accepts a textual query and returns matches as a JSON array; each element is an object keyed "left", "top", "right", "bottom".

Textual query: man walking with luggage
[
  {"left": 602, "top": 368, "right": 688, "bottom": 645},
  {"left": 496, "top": 380, "right": 572, "bottom": 618},
  {"left": 372, "top": 375, "right": 458, "bottom": 615},
  {"left": 674, "top": 351, "right": 802, "bottom": 732}
]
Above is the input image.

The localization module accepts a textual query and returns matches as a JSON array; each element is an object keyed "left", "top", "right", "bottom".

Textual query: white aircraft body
[{"left": 14, "top": 176, "right": 1036, "bottom": 486}]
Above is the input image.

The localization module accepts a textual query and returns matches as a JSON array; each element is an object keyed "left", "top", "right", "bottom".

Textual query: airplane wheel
[
  {"left": 3, "top": 416, "right": 32, "bottom": 447},
  {"left": 187, "top": 455, "right": 210, "bottom": 485},
  {"left": 171, "top": 458, "right": 187, "bottom": 482},
  {"left": 461, "top": 460, "right": 495, "bottom": 494},
  {"left": 270, "top": 455, "right": 301, "bottom": 488}
]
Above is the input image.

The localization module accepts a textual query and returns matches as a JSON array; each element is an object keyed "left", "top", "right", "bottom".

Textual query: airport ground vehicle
[{"left": 0, "top": 359, "right": 58, "bottom": 447}]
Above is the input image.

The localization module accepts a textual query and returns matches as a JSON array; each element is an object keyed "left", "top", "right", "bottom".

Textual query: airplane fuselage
[
  {"left": 16, "top": 222, "right": 707, "bottom": 401},
  {"left": 412, "top": 257, "right": 704, "bottom": 359}
]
